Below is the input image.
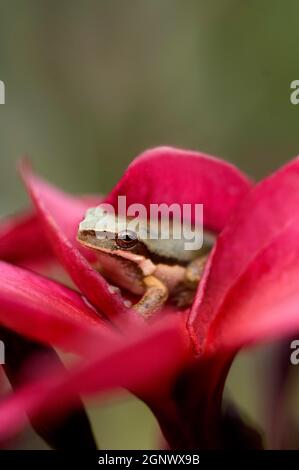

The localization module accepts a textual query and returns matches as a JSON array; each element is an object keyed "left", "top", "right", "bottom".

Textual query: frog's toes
[
  {"left": 107, "top": 283, "right": 133, "bottom": 309},
  {"left": 107, "top": 284, "right": 121, "bottom": 295},
  {"left": 133, "top": 275, "right": 168, "bottom": 317}
]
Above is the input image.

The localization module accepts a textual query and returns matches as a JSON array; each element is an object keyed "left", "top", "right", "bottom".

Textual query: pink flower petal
[
  {"left": 0, "top": 261, "right": 108, "bottom": 354},
  {"left": 0, "top": 211, "right": 51, "bottom": 264},
  {"left": 189, "top": 156, "right": 299, "bottom": 352},
  {"left": 208, "top": 220, "right": 299, "bottom": 351},
  {"left": 0, "top": 193, "right": 102, "bottom": 267},
  {"left": 0, "top": 318, "right": 188, "bottom": 442},
  {"left": 21, "top": 164, "right": 138, "bottom": 323},
  {"left": 181, "top": 157, "right": 299, "bottom": 446},
  {"left": 1, "top": 327, "right": 97, "bottom": 449},
  {"left": 105, "top": 147, "right": 253, "bottom": 232}
]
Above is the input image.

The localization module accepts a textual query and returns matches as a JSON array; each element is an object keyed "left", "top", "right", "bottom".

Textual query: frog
[{"left": 77, "top": 206, "right": 214, "bottom": 317}]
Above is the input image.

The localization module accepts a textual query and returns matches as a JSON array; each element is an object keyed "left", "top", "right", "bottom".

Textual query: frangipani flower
[{"left": 0, "top": 147, "right": 299, "bottom": 449}]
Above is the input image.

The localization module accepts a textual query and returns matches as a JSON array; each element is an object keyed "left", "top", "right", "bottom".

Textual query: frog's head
[
  {"left": 77, "top": 207, "right": 141, "bottom": 251},
  {"left": 78, "top": 205, "right": 214, "bottom": 267},
  {"left": 77, "top": 207, "right": 156, "bottom": 296},
  {"left": 77, "top": 205, "right": 214, "bottom": 309}
]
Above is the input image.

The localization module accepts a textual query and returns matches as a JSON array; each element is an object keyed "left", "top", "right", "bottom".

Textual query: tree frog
[{"left": 77, "top": 206, "right": 214, "bottom": 316}]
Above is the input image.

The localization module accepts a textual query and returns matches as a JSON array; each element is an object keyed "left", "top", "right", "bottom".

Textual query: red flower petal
[
  {"left": 189, "top": 156, "right": 299, "bottom": 352},
  {"left": 0, "top": 193, "right": 102, "bottom": 267},
  {"left": 21, "top": 164, "right": 138, "bottom": 324},
  {"left": 183, "top": 158, "right": 299, "bottom": 447},
  {"left": 208, "top": 220, "right": 299, "bottom": 351},
  {"left": 0, "top": 211, "right": 51, "bottom": 265},
  {"left": 105, "top": 147, "right": 253, "bottom": 232},
  {"left": 0, "top": 318, "right": 188, "bottom": 442},
  {"left": 0, "top": 261, "right": 108, "bottom": 353},
  {"left": 1, "top": 327, "right": 97, "bottom": 449}
]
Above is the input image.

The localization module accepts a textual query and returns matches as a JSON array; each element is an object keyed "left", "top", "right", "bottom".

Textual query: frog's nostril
[{"left": 116, "top": 230, "right": 138, "bottom": 250}]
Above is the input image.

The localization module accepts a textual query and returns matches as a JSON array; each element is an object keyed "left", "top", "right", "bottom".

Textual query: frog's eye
[{"left": 116, "top": 230, "right": 138, "bottom": 249}]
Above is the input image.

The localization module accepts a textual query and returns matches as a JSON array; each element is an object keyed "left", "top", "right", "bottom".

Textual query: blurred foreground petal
[
  {"left": 0, "top": 261, "right": 107, "bottom": 354},
  {"left": 0, "top": 318, "right": 188, "bottom": 442},
  {"left": 1, "top": 327, "right": 97, "bottom": 449}
]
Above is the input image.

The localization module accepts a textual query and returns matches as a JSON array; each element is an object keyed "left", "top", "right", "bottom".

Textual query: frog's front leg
[{"left": 133, "top": 275, "right": 168, "bottom": 317}]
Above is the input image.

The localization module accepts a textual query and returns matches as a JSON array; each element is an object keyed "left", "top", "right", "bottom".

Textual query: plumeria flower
[{"left": 0, "top": 147, "right": 299, "bottom": 449}]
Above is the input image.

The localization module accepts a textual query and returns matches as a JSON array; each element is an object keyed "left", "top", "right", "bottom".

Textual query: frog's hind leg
[
  {"left": 133, "top": 256, "right": 208, "bottom": 315},
  {"left": 185, "top": 255, "right": 208, "bottom": 288},
  {"left": 133, "top": 275, "right": 168, "bottom": 317},
  {"left": 171, "top": 255, "right": 208, "bottom": 308}
]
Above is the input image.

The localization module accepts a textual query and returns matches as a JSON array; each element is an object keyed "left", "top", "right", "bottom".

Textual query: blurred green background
[{"left": 1, "top": 0, "right": 299, "bottom": 449}]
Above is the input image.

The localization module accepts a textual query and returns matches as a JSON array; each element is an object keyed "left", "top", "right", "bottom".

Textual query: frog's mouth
[
  {"left": 78, "top": 229, "right": 144, "bottom": 257},
  {"left": 78, "top": 229, "right": 214, "bottom": 267},
  {"left": 77, "top": 230, "right": 156, "bottom": 274}
]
